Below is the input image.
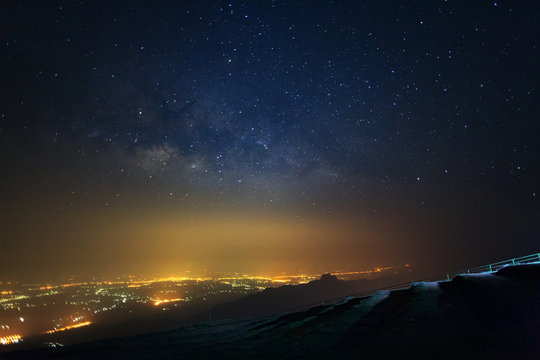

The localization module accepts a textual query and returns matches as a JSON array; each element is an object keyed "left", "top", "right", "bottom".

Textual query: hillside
[
  {"left": 211, "top": 273, "right": 391, "bottom": 320},
  {"left": 6, "top": 264, "right": 540, "bottom": 359}
]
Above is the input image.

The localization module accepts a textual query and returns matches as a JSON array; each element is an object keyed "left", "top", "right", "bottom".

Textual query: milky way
[{"left": 1, "top": 1, "right": 538, "bottom": 279}]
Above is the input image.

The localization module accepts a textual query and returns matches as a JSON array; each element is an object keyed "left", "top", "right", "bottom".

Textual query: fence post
[{"left": 537, "top": 253, "right": 540, "bottom": 262}]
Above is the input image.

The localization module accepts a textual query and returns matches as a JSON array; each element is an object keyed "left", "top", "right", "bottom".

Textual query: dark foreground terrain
[{"left": 5, "top": 264, "right": 540, "bottom": 359}]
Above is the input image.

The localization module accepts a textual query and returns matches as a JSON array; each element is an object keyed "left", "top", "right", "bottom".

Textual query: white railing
[
  {"left": 304, "top": 252, "right": 540, "bottom": 311},
  {"left": 463, "top": 253, "right": 540, "bottom": 274}
]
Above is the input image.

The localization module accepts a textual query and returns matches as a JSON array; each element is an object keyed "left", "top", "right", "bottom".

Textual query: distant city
[{"left": 0, "top": 266, "right": 403, "bottom": 350}]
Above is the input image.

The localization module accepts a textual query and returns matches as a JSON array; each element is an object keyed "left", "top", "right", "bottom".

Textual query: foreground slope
[
  {"left": 211, "top": 273, "right": 394, "bottom": 320},
  {"left": 7, "top": 264, "right": 540, "bottom": 359}
]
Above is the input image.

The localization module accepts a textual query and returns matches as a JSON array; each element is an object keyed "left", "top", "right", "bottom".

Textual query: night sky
[{"left": 1, "top": 1, "right": 539, "bottom": 280}]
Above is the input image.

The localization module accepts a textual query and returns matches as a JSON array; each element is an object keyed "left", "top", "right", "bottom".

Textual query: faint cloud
[{"left": 138, "top": 144, "right": 180, "bottom": 172}]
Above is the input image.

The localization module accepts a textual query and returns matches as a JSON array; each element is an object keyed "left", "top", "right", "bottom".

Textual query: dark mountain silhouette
[{"left": 210, "top": 273, "right": 387, "bottom": 320}]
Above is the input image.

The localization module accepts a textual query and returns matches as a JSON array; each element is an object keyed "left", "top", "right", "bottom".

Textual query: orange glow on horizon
[{"left": 113, "top": 212, "right": 385, "bottom": 277}]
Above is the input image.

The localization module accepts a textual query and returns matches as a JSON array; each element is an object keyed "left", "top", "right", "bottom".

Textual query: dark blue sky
[{"left": 1, "top": 1, "right": 539, "bottom": 279}]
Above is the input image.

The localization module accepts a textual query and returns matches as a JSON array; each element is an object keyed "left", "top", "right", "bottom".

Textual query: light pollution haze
[{"left": 1, "top": 1, "right": 538, "bottom": 281}]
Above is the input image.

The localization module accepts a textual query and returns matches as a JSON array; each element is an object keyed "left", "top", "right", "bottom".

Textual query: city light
[
  {"left": 45, "top": 321, "right": 92, "bottom": 334},
  {"left": 0, "top": 335, "right": 22, "bottom": 345},
  {"left": 153, "top": 298, "right": 184, "bottom": 306},
  {"left": 0, "top": 265, "right": 408, "bottom": 345}
]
